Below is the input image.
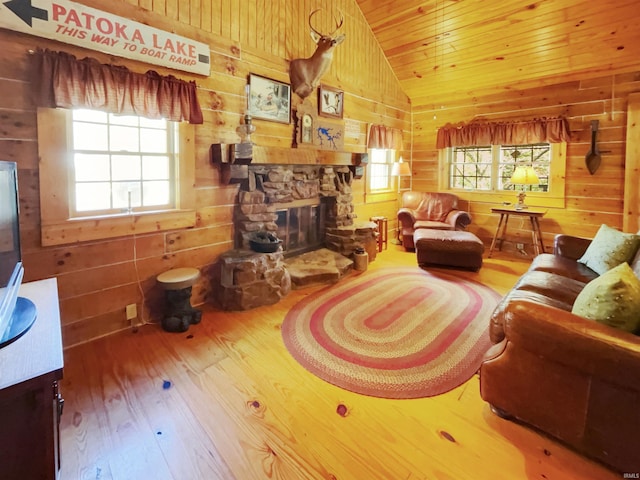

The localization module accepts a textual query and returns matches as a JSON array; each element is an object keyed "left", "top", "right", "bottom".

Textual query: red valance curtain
[
  {"left": 32, "top": 48, "right": 203, "bottom": 124},
  {"left": 435, "top": 117, "right": 570, "bottom": 149},
  {"left": 367, "top": 124, "right": 403, "bottom": 150}
]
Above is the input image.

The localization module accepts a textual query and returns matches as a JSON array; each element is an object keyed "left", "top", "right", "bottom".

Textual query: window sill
[
  {"left": 41, "top": 209, "right": 197, "bottom": 246},
  {"left": 448, "top": 189, "right": 565, "bottom": 209},
  {"left": 365, "top": 190, "right": 398, "bottom": 203}
]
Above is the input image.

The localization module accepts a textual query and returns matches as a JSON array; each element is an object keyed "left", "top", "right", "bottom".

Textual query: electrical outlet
[
  {"left": 516, "top": 243, "right": 525, "bottom": 250},
  {"left": 126, "top": 303, "right": 137, "bottom": 320}
]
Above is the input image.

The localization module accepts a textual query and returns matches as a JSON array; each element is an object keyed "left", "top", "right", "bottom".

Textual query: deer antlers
[{"left": 308, "top": 9, "right": 344, "bottom": 38}]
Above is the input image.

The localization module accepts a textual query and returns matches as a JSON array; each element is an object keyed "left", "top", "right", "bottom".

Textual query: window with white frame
[
  {"left": 368, "top": 148, "right": 395, "bottom": 191},
  {"left": 440, "top": 141, "right": 566, "bottom": 209},
  {"left": 37, "top": 107, "right": 196, "bottom": 246},
  {"left": 448, "top": 143, "right": 550, "bottom": 192},
  {"left": 70, "top": 109, "right": 178, "bottom": 216}
]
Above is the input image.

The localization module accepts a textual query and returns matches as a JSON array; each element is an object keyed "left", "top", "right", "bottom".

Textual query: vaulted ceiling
[{"left": 356, "top": 0, "right": 640, "bottom": 111}]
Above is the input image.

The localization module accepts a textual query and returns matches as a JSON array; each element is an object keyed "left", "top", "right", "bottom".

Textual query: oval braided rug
[{"left": 281, "top": 267, "right": 501, "bottom": 399}]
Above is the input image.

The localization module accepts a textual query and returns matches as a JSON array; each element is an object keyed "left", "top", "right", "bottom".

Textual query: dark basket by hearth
[{"left": 248, "top": 232, "right": 282, "bottom": 253}]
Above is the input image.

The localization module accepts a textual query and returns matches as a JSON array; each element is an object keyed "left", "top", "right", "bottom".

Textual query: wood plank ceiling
[{"left": 355, "top": 0, "right": 640, "bottom": 111}]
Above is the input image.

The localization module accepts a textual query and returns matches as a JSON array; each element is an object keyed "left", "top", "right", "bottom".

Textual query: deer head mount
[{"left": 289, "top": 9, "right": 345, "bottom": 99}]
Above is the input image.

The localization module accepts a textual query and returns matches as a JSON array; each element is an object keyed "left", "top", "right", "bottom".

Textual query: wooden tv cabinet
[{"left": 0, "top": 278, "right": 64, "bottom": 480}]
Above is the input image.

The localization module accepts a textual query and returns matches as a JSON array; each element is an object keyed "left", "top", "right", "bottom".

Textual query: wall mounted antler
[{"left": 289, "top": 9, "right": 345, "bottom": 99}]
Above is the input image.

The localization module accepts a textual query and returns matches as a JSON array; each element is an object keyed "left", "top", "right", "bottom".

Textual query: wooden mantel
[
  {"left": 211, "top": 144, "right": 366, "bottom": 184},
  {"left": 211, "top": 144, "right": 364, "bottom": 166},
  {"left": 255, "top": 145, "right": 362, "bottom": 165}
]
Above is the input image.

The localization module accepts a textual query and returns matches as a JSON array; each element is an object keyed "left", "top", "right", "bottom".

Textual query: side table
[
  {"left": 370, "top": 216, "right": 388, "bottom": 252},
  {"left": 488, "top": 207, "right": 546, "bottom": 257}
]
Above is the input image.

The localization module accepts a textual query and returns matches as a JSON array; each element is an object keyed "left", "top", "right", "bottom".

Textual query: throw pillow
[
  {"left": 630, "top": 246, "right": 640, "bottom": 278},
  {"left": 572, "top": 262, "right": 640, "bottom": 333},
  {"left": 577, "top": 224, "right": 640, "bottom": 275}
]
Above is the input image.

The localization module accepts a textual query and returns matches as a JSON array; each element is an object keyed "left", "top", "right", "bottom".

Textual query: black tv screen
[
  {"left": 0, "top": 161, "right": 25, "bottom": 343},
  {"left": 0, "top": 161, "right": 21, "bottom": 285}
]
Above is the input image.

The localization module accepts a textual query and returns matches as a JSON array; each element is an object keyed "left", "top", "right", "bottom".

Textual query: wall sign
[
  {"left": 0, "top": 0, "right": 211, "bottom": 76},
  {"left": 344, "top": 119, "right": 361, "bottom": 140}
]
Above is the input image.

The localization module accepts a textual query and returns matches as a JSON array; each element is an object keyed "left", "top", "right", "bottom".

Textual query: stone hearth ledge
[
  {"left": 213, "top": 249, "right": 291, "bottom": 311},
  {"left": 285, "top": 248, "right": 354, "bottom": 289}
]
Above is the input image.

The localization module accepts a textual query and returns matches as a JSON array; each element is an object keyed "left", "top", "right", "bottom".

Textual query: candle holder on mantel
[
  {"left": 231, "top": 113, "right": 256, "bottom": 163},
  {"left": 209, "top": 113, "right": 255, "bottom": 185}
]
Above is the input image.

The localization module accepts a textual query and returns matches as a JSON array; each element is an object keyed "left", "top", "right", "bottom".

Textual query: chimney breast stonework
[{"left": 235, "top": 165, "right": 355, "bottom": 248}]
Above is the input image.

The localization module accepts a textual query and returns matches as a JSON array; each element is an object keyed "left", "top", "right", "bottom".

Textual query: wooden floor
[{"left": 59, "top": 246, "right": 619, "bottom": 480}]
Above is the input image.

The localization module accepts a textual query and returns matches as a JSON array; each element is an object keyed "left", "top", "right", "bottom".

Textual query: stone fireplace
[
  {"left": 234, "top": 164, "right": 374, "bottom": 259},
  {"left": 213, "top": 162, "right": 378, "bottom": 311}
]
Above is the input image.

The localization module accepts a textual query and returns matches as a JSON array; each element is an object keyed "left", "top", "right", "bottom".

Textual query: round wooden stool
[{"left": 156, "top": 267, "right": 202, "bottom": 333}]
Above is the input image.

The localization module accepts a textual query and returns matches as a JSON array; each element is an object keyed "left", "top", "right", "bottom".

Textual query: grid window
[
  {"left": 70, "top": 109, "right": 177, "bottom": 217},
  {"left": 450, "top": 146, "right": 492, "bottom": 190},
  {"left": 498, "top": 144, "right": 550, "bottom": 192},
  {"left": 369, "top": 148, "right": 394, "bottom": 191},
  {"left": 448, "top": 143, "right": 551, "bottom": 192}
]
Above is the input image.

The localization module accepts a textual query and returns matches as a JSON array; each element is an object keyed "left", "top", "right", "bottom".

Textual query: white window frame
[
  {"left": 37, "top": 107, "right": 196, "bottom": 246},
  {"left": 69, "top": 109, "right": 178, "bottom": 217},
  {"left": 439, "top": 142, "right": 567, "bottom": 209},
  {"left": 367, "top": 148, "right": 395, "bottom": 193}
]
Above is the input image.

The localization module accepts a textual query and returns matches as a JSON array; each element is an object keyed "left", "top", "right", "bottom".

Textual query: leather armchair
[
  {"left": 480, "top": 233, "right": 640, "bottom": 473},
  {"left": 397, "top": 191, "right": 471, "bottom": 249}
]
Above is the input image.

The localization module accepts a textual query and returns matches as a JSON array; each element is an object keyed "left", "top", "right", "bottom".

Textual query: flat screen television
[{"left": 0, "top": 161, "right": 36, "bottom": 348}]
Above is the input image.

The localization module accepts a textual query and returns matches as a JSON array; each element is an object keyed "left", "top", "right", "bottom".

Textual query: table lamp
[
  {"left": 391, "top": 158, "right": 412, "bottom": 178},
  {"left": 510, "top": 166, "right": 539, "bottom": 210}
]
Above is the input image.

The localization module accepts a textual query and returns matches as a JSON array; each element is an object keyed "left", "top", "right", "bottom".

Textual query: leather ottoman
[{"left": 414, "top": 229, "right": 484, "bottom": 270}]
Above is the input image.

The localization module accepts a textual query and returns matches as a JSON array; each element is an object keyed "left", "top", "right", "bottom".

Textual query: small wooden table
[
  {"left": 370, "top": 216, "right": 388, "bottom": 252},
  {"left": 488, "top": 207, "right": 546, "bottom": 257}
]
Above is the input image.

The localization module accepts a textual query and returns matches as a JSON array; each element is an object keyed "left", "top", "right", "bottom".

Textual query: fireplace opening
[{"left": 275, "top": 200, "right": 326, "bottom": 257}]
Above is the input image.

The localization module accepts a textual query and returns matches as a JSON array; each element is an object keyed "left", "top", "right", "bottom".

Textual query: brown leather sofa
[
  {"left": 480, "top": 233, "right": 640, "bottom": 473},
  {"left": 397, "top": 191, "right": 471, "bottom": 249}
]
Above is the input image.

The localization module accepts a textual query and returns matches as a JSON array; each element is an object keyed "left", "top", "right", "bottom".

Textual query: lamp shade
[
  {"left": 398, "top": 161, "right": 412, "bottom": 176},
  {"left": 510, "top": 166, "right": 539, "bottom": 185},
  {"left": 391, "top": 160, "right": 412, "bottom": 177}
]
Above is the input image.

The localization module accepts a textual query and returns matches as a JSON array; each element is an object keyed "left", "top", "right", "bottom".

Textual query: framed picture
[
  {"left": 248, "top": 73, "right": 291, "bottom": 124},
  {"left": 318, "top": 85, "right": 344, "bottom": 119}
]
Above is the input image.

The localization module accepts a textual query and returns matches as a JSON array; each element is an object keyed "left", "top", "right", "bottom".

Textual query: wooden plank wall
[
  {"left": 412, "top": 71, "right": 640, "bottom": 252},
  {"left": 0, "top": 0, "right": 410, "bottom": 347},
  {"left": 623, "top": 93, "right": 640, "bottom": 233}
]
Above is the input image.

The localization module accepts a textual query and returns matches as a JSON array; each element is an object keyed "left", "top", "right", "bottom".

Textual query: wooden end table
[
  {"left": 370, "top": 216, "right": 388, "bottom": 252},
  {"left": 488, "top": 207, "right": 546, "bottom": 257}
]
